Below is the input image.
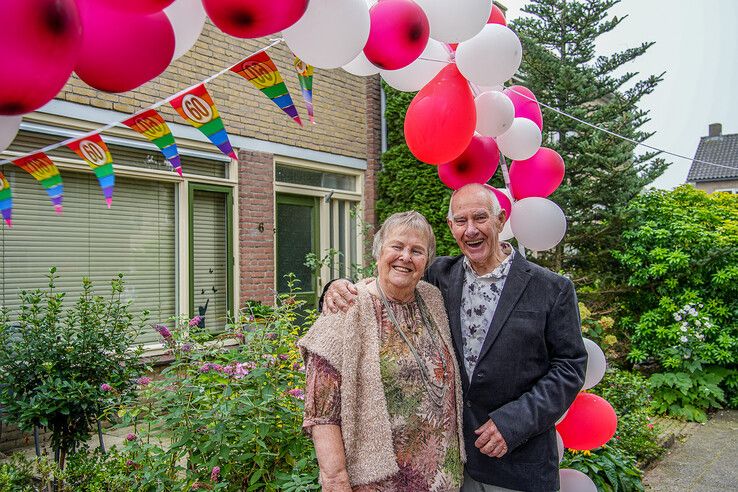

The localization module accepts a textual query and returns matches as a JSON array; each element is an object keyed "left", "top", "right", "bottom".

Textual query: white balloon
[
  {"left": 380, "top": 39, "right": 449, "bottom": 92},
  {"left": 165, "top": 0, "right": 206, "bottom": 61},
  {"left": 343, "top": 52, "right": 379, "bottom": 76},
  {"left": 283, "top": 0, "right": 371, "bottom": 69},
  {"left": 496, "top": 117, "right": 542, "bottom": 160},
  {"left": 500, "top": 219, "right": 514, "bottom": 241},
  {"left": 559, "top": 469, "right": 597, "bottom": 492},
  {"left": 582, "top": 338, "right": 607, "bottom": 390},
  {"left": 477, "top": 84, "right": 504, "bottom": 93},
  {"left": 414, "top": 0, "right": 491, "bottom": 43},
  {"left": 475, "top": 91, "right": 515, "bottom": 137},
  {"left": 0, "top": 115, "right": 22, "bottom": 152},
  {"left": 456, "top": 24, "right": 522, "bottom": 86},
  {"left": 556, "top": 431, "right": 565, "bottom": 463},
  {"left": 510, "top": 197, "right": 567, "bottom": 252}
]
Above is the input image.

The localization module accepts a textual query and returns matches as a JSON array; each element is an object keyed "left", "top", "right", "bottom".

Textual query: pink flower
[
  {"left": 125, "top": 460, "right": 135, "bottom": 467},
  {"left": 100, "top": 383, "right": 113, "bottom": 392},
  {"left": 647, "top": 423, "right": 654, "bottom": 429},
  {"left": 211, "top": 466, "right": 220, "bottom": 482},
  {"left": 189, "top": 315, "right": 203, "bottom": 327},
  {"left": 181, "top": 343, "right": 193, "bottom": 352},
  {"left": 154, "top": 324, "right": 172, "bottom": 340},
  {"left": 287, "top": 388, "right": 305, "bottom": 400},
  {"left": 278, "top": 353, "right": 289, "bottom": 361},
  {"left": 137, "top": 376, "right": 152, "bottom": 386},
  {"left": 126, "top": 433, "right": 137, "bottom": 442}
]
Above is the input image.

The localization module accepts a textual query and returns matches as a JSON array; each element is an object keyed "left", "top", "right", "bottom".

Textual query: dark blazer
[{"left": 425, "top": 253, "right": 587, "bottom": 492}]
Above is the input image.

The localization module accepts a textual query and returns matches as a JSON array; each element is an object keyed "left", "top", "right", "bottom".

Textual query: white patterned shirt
[{"left": 460, "top": 243, "right": 514, "bottom": 380}]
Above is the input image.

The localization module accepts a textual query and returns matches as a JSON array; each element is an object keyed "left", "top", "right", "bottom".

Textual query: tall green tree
[{"left": 510, "top": 0, "right": 668, "bottom": 281}]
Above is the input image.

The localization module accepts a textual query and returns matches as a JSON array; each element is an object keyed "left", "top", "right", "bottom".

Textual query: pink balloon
[
  {"left": 438, "top": 135, "right": 499, "bottom": 190},
  {"left": 203, "top": 0, "right": 309, "bottom": 38},
  {"left": 504, "top": 85, "right": 543, "bottom": 131},
  {"left": 75, "top": 0, "right": 175, "bottom": 93},
  {"left": 364, "top": 0, "right": 429, "bottom": 70},
  {"left": 97, "top": 0, "right": 174, "bottom": 14},
  {"left": 484, "top": 185, "right": 512, "bottom": 221},
  {"left": 0, "top": 0, "right": 82, "bottom": 115},
  {"left": 509, "top": 147, "right": 565, "bottom": 200}
]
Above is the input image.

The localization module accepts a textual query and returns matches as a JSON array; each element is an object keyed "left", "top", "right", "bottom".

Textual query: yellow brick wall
[{"left": 55, "top": 22, "right": 369, "bottom": 159}]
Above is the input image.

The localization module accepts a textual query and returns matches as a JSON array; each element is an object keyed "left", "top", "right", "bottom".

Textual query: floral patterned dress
[{"left": 303, "top": 295, "right": 462, "bottom": 492}]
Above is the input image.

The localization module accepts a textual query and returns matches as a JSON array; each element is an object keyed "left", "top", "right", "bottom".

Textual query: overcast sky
[{"left": 502, "top": 0, "right": 738, "bottom": 189}]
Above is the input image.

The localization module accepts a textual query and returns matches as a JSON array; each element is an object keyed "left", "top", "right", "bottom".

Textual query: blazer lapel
[
  {"left": 446, "top": 260, "right": 467, "bottom": 381},
  {"left": 474, "top": 253, "right": 532, "bottom": 366}
]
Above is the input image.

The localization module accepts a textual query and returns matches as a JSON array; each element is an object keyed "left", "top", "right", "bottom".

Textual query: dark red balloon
[
  {"left": 202, "top": 0, "right": 309, "bottom": 39},
  {"left": 0, "top": 0, "right": 82, "bottom": 115},
  {"left": 556, "top": 393, "right": 618, "bottom": 451},
  {"left": 405, "top": 64, "right": 476, "bottom": 164},
  {"left": 74, "top": 0, "right": 175, "bottom": 93},
  {"left": 488, "top": 4, "right": 507, "bottom": 25},
  {"left": 438, "top": 135, "right": 499, "bottom": 189},
  {"left": 364, "top": 0, "right": 429, "bottom": 70},
  {"left": 509, "top": 147, "right": 565, "bottom": 199}
]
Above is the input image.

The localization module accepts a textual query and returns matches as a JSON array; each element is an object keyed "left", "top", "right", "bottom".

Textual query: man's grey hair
[
  {"left": 447, "top": 183, "right": 502, "bottom": 221},
  {"left": 372, "top": 211, "right": 436, "bottom": 268}
]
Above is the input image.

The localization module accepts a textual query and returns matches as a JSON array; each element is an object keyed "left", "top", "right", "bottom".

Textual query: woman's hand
[
  {"left": 321, "top": 470, "right": 352, "bottom": 491},
  {"left": 312, "top": 425, "right": 351, "bottom": 491}
]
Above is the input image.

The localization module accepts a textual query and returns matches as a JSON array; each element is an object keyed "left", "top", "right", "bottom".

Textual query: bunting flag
[
  {"left": 293, "top": 56, "right": 315, "bottom": 124},
  {"left": 0, "top": 171, "right": 12, "bottom": 227},
  {"left": 67, "top": 134, "right": 115, "bottom": 208},
  {"left": 231, "top": 52, "right": 303, "bottom": 126},
  {"left": 12, "top": 152, "right": 63, "bottom": 214},
  {"left": 170, "top": 84, "right": 237, "bottom": 160},
  {"left": 122, "top": 109, "right": 183, "bottom": 176}
]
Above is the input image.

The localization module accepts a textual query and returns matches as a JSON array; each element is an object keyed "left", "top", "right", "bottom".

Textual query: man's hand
[
  {"left": 324, "top": 279, "right": 358, "bottom": 313},
  {"left": 474, "top": 419, "right": 508, "bottom": 458}
]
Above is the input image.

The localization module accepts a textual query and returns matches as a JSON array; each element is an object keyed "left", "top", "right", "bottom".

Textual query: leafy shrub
[
  {"left": 562, "top": 445, "right": 644, "bottom": 492},
  {"left": 0, "top": 268, "right": 147, "bottom": 465}
]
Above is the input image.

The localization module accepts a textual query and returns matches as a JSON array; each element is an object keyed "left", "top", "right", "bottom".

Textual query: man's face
[{"left": 447, "top": 186, "right": 506, "bottom": 273}]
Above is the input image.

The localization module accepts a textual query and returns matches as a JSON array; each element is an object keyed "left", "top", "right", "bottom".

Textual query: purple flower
[
  {"left": 137, "top": 376, "right": 152, "bottom": 386},
  {"left": 100, "top": 383, "right": 113, "bottom": 392},
  {"left": 154, "top": 324, "right": 172, "bottom": 340},
  {"left": 248, "top": 315, "right": 255, "bottom": 322},
  {"left": 265, "top": 333, "right": 277, "bottom": 340},
  {"left": 126, "top": 433, "right": 137, "bottom": 442},
  {"left": 287, "top": 388, "right": 305, "bottom": 400},
  {"left": 188, "top": 316, "right": 203, "bottom": 327},
  {"left": 278, "top": 354, "right": 289, "bottom": 361},
  {"left": 211, "top": 466, "right": 220, "bottom": 482},
  {"left": 181, "top": 343, "right": 193, "bottom": 353},
  {"left": 234, "top": 333, "right": 245, "bottom": 342}
]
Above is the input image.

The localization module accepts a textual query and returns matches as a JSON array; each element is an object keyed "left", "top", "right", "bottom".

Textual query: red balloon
[
  {"left": 202, "top": 0, "right": 309, "bottom": 38},
  {"left": 405, "top": 64, "right": 476, "bottom": 164},
  {"left": 484, "top": 185, "right": 512, "bottom": 221},
  {"left": 556, "top": 393, "right": 618, "bottom": 451},
  {"left": 504, "top": 85, "right": 543, "bottom": 130},
  {"left": 0, "top": 0, "right": 82, "bottom": 115},
  {"left": 488, "top": 4, "right": 507, "bottom": 25},
  {"left": 364, "top": 0, "right": 429, "bottom": 70},
  {"left": 97, "top": 0, "right": 174, "bottom": 14},
  {"left": 438, "top": 135, "right": 499, "bottom": 190},
  {"left": 75, "top": 0, "right": 175, "bottom": 93},
  {"left": 509, "top": 147, "right": 565, "bottom": 200}
]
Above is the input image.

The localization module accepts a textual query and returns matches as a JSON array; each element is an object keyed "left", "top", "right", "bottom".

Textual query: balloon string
[{"left": 0, "top": 38, "right": 284, "bottom": 166}]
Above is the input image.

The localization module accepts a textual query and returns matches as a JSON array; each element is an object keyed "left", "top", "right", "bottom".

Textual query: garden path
[{"left": 644, "top": 410, "right": 738, "bottom": 491}]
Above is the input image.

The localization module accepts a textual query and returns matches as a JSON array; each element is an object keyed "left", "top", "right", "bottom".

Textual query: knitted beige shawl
[{"left": 298, "top": 280, "right": 466, "bottom": 486}]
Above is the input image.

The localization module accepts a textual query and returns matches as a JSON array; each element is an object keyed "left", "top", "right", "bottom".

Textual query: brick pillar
[
  {"left": 237, "top": 149, "right": 275, "bottom": 306},
  {"left": 364, "top": 75, "right": 383, "bottom": 253}
]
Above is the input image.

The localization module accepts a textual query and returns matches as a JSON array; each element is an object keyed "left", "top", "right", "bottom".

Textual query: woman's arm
[{"left": 312, "top": 424, "right": 351, "bottom": 491}]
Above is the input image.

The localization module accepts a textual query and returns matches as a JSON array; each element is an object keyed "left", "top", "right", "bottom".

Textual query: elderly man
[{"left": 323, "top": 183, "right": 586, "bottom": 492}]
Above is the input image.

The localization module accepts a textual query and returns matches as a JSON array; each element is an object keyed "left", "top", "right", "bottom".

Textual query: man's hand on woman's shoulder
[{"left": 324, "top": 279, "right": 359, "bottom": 313}]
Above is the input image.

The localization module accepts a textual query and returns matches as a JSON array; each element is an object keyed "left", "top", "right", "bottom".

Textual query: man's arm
[
  {"left": 319, "top": 279, "right": 358, "bottom": 313},
  {"left": 487, "top": 280, "right": 587, "bottom": 452}
]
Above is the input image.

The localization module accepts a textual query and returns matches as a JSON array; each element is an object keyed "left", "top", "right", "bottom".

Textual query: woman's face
[{"left": 377, "top": 227, "right": 429, "bottom": 297}]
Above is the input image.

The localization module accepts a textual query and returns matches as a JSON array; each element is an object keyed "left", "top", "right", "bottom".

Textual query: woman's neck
[{"left": 376, "top": 277, "right": 415, "bottom": 303}]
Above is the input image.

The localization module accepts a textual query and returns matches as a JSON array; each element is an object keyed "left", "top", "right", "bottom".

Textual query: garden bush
[{"left": 562, "top": 445, "right": 644, "bottom": 492}]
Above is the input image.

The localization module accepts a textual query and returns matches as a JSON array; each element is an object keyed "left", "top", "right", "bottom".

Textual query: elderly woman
[{"left": 298, "top": 211, "right": 465, "bottom": 491}]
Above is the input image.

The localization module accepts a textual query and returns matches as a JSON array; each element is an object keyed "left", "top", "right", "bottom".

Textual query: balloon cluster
[{"left": 555, "top": 338, "right": 617, "bottom": 491}]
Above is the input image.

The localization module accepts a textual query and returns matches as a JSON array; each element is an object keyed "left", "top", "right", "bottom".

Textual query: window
[{"left": 715, "top": 188, "right": 738, "bottom": 194}]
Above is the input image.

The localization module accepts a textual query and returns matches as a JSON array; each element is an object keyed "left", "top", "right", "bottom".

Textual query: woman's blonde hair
[{"left": 372, "top": 211, "right": 436, "bottom": 269}]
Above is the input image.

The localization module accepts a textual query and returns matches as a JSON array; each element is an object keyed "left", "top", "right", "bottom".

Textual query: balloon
[
  {"left": 438, "top": 136, "right": 499, "bottom": 189},
  {"left": 475, "top": 91, "right": 515, "bottom": 137},
  {"left": 414, "top": 0, "right": 491, "bottom": 43},
  {"left": 404, "top": 64, "right": 476, "bottom": 164},
  {"left": 510, "top": 197, "right": 566, "bottom": 251},
  {"left": 496, "top": 118, "right": 542, "bottom": 161},
  {"left": 499, "top": 220, "right": 514, "bottom": 241},
  {"left": 483, "top": 185, "right": 512, "bottom": 222},
  {"left": 488, "top": 4, "right": 507, "bottom": 25},
  {"left": 559, "top": 469, "right": 597, "bottom": 492},
  {"left": 165, "top": 0, "right": 207, "bottom": 60},
  {"left": 75, "top": 0, "right": 175, "bottom": 93},
  {"left": 582, "top": 338, "right": 607, "bottom": 390},
  {"left": 509, "top": 147, "right": 565, "bottom": 199},
  {"left": 0, "top": 116, "right": 23, "bottom": 152},
  {"left": 0, "top": 0, "right": 82, "bottom": 115},
  {"left": 343, "top": 52, "right": 380, "bottom": 76},
  {"left": 98, "top": 0, "right": 174, "bottom": 14},
  {"left": 556, "top": 393, "right": 618, "bottom": 451},
  {"left": 556, "top": 431, "right": 565, "bottom": 464},
  {"left": 504, "top": 85, "right": 543, "bottom": 130},
  {"left": 380, "top": 39, "right": 449, "bottom": 92},
  {"left": 284, "top": 0, "right": 371, "bottom": 69},
  {"left": 476, "top": 84, "right": 504, "bottom": 93},
  {"left": 456, "top": 24, "right": 522, "bottom": 86},
  {"left": 202, "top": 0, "right": 308, "bottom": 38},
  {"left": 364, "top": 0, "right": 429, "bottom": 70}
]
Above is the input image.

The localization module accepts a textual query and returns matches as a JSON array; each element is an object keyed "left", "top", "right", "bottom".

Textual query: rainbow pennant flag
[
  {"left": 231, "top": 52, "right": 303, "bottom": 126},
  {"left": 67, "top": 134, "right": 115, "bottom": 208},
  {"left": 170, "top": 84, "right": 236, "bottom": 160},
  {"left": 122, "top": 109, "right": 182, "bottom": 176},
  {"left": 12, "top": 152, "right": 63, "bottom": 214},
  {"left": 0, "top": 171, "right": 12, "bottom": 227},
  {"left": 293, "top": 55, "right": 315, "bottom": 124}
]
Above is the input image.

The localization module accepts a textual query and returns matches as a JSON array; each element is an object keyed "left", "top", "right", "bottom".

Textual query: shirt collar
[{"left": 463, "top": 242, "right": 514, "bottom": 280}]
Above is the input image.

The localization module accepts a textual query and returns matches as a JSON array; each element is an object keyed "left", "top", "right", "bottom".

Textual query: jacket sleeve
[{"left": 488, "top": 280, "right": 587, "bottom": 451}]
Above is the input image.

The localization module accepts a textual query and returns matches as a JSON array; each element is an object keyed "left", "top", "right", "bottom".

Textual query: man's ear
[{"left": 497, "top": 211, "right": 507, "bottom": 231}]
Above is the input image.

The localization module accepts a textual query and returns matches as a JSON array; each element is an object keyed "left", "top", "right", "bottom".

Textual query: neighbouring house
[
  {"left": 687, "top": 123, "right": 738, "bottom": 194},
  {"left": 0, "top": 25, "right": 381, "bottom": 349}
]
